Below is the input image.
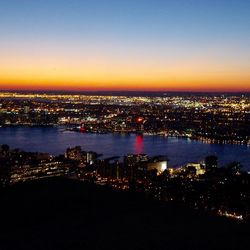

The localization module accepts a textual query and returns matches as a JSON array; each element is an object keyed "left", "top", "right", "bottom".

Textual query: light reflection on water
[{"left": 0, "top": 127, "right": 250, "bottom": 169}]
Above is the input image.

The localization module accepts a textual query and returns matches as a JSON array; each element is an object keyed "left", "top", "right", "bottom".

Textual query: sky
[{"left": 0, "top": 0, "right": 250, "bottom": 92}]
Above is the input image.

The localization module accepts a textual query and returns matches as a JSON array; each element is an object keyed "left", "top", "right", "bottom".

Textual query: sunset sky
[{"left": 0, "top": 0, "right": 250, "bottom": 92}]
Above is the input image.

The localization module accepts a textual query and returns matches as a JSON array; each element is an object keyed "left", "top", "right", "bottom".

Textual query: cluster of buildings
[
  {"left": 1, "top": 92, "right": 250, "bottom": 144},
  {"left": 1, "top": 143, "right": 250, "bottom": 221},
  {"left": 96, "top": 153, "right": 167, "bottom": 181},
  {"left": 73, "top": 148, "right": 250, "bottom": 221},
  {"left": 0, "top": 144, "right": 77, "bottom": 186}
]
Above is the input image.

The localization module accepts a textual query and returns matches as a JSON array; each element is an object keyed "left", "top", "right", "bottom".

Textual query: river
[{"left": 0, "top": 127, "right": 250, "bottom": 169}]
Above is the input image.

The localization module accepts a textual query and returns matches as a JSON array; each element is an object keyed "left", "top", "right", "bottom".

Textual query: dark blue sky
[{"left": 1, "top": 0, "right": 249, "bottom": 41}]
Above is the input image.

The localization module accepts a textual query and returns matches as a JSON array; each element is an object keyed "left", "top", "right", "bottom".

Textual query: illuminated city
[
  {"left": 1, "top": 0, "right": 250, "bottom": 249},
  {"left": 1, "top": 91, "right": 250, "bottom": 221},
  {"left": 0, "top": 91, "right": 250, "bottom": 144}
]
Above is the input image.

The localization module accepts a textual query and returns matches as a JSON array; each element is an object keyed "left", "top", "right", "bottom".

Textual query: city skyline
[{"left": 0, "top": 0, "right": 250, "bottom": 92}]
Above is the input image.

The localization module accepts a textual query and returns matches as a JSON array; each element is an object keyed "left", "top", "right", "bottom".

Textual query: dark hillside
[{"left": 0, "top": 178, "right": 249, "bottom": 250}]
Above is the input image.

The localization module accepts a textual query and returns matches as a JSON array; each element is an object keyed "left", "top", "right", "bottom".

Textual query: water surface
[{"left": 0, "top": 127, "right": 250, "bottom": 169}]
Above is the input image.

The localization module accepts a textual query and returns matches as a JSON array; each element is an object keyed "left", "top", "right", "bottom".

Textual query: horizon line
[{"left": 1, "top": 89, "right": 250, "bottom": 94}]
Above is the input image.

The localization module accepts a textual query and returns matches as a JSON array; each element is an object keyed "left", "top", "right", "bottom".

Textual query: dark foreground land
[{"left": 0, "top": 178, "right": 249, "bottom": 250}]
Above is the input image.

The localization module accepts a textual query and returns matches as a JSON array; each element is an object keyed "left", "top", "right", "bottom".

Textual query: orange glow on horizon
[
  {"left": 1, "top": 44, "right": 250, "bottom": 93},
  {"left": 1, "top": 44, "right": 250, "bottom": 92},
  {"left": 1, "top": 54, "right": 250, "bottom": 92},
  {"left": 1, "top": 80, "right": 250, "bottom": 92}
]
